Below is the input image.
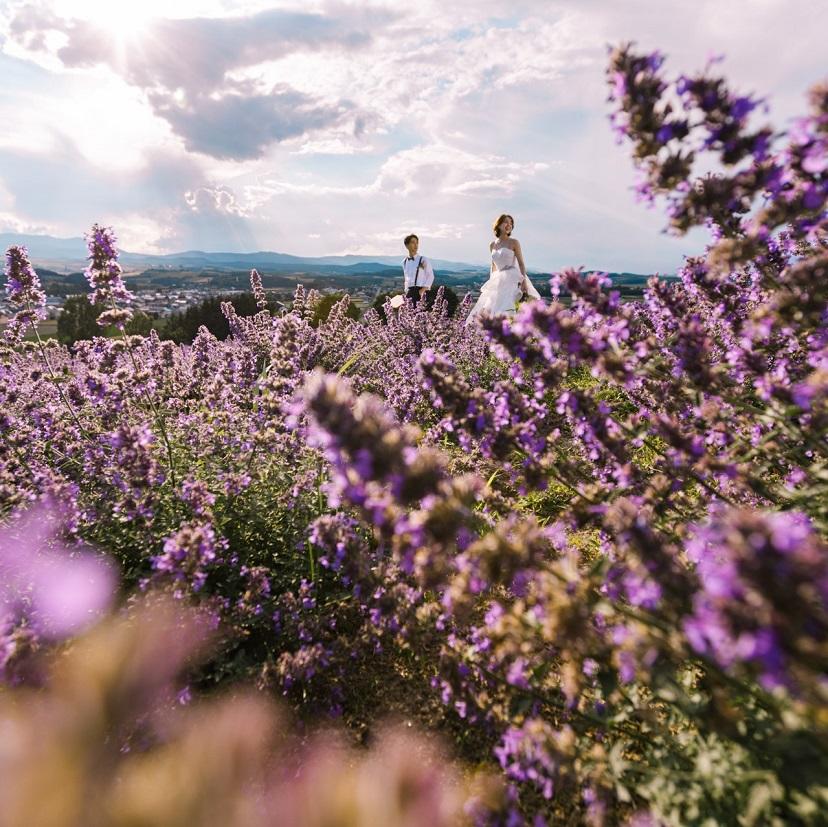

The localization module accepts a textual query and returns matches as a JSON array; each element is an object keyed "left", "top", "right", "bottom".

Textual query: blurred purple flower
[
  {"left": 684, "top": 507, "right": 828, "bottom": 691},
  {"left": 0, "top": 501, "right": 116, "bottom": 639}
]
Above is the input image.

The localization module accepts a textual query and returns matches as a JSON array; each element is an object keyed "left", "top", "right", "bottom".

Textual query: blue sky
[{"left": 0, "top": 0, "right": 826, "bottom": 272}]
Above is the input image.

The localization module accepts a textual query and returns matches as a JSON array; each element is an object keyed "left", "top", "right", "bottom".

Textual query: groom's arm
[{"left": 421, "top": 258, "right": 435, "bottom": 290}]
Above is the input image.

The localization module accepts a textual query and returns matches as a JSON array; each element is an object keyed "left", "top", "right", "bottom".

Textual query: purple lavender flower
[
  {"left": 494, "top": 720, "right": 573, "bottom": 800},
  {"left": 84, "top": 223, "right": 134, "bottom": 324},
  {"left": 655, "top": 124, "right": 675, "bottom": 144},
  {"left": 684, "top": 507, "right": 828, "bottom": 693},
  {"left": 3, "top": 245, "right": 46, "bottom": 338},
  {"left": 152, "top": 522, "right": 225, "bottom": 592},
  {"left": 179, "top": 478, "right": 217, "bottom": 517},
  {"left": 96, "top": 308, "right": 133, "bottom": 328},
  {"left": 4, "top": 246, "right": 45, "bottom": 312},
  {"left": 250, "top": 268, "right": 267, "bottom": 310}
]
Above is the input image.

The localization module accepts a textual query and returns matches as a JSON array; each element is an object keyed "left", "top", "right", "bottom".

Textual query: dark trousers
[{"left": 406, "top": 286, "right": 424, "bottom": 303}]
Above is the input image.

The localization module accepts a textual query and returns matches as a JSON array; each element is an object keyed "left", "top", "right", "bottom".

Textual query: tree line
[{"left": 56, "top": 286, "right": 461, "bottom": 345}]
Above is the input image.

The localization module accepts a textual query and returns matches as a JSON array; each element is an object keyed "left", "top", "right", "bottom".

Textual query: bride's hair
[{"left": 493, "top": 214, "right": 514, "bottom": 237}]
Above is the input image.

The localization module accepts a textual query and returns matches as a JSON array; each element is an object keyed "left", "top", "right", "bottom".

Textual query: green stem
[
  {"left": 623, "top": 763, "right": 777, "bottom": 783},
  {"left": 44, "top": 442, "right": 86, "bottom": 474},
  {"left": 456, "top": 646, "right": 653, "bottom": 746},
  {"left": 305, "top": 454, "right": 327, "bottom": 583},
  {"left": 611, "top": 604, "right": 786, "bottom": 721},
  {"left": 629, "top": 428, "right": 741, "bottom": 508},
  {"left": 317, "top": 455, "right": 325, "bottom": 515},
  {"left": 306, "top": 538, "right": 317, "bottom": 583}
]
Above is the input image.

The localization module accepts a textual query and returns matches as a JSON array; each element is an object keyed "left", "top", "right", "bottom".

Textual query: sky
[{"left": 0, "top": 0, "right": 826, "bottom": 272}]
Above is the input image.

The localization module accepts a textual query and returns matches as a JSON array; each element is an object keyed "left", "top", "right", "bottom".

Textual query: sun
[
  {"left": 51, "top": 0, "right": 167, "bottom": 43},
  {"left": 41, "top": 1, "right": 234, "bottom": 47}
]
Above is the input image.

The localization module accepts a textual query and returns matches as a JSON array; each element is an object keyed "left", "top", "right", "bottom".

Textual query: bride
[{"left": 465, "top": 213, "right": 541, "bottom": 325}]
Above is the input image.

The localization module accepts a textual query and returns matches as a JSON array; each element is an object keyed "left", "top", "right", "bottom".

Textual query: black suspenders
[{"left": 404, "top": 256, "right": 423, "bottom": 287}]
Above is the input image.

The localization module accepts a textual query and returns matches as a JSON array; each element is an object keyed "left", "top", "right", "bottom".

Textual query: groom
[{"left": 402, "top": 233, "right": 435, "bottom": 304}]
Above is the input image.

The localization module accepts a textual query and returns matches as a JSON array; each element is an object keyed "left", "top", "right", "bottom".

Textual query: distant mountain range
[
  {"left": 0, "top": 232, "right": 487, "bottom": 274},
  {"left": 1, "top": 233, "right": 90, "bottom": 263},
  {"left": 0, "top": 232, "right": 676, "bottom": 286}
]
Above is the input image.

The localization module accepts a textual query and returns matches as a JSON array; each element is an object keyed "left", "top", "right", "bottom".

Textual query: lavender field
[{"left": 1, "top": 47, "right": 827, "bottom": 826}]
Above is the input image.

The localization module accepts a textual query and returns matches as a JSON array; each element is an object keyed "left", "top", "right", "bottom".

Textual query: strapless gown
[{"left": 465, "top": 246, "right": 541, "bottom": 325}]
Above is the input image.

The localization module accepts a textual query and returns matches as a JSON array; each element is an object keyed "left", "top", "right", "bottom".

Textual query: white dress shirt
[{"left": 402, "top": 255, "right": 435, "bottom": 291}]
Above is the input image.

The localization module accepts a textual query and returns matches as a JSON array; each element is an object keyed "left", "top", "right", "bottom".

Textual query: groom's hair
[
  {"left": 493, "top": 214, "right": 514, "bottom": 237},
  {"left": 403, "top": 234, "right": 418, "bottom": 246}
]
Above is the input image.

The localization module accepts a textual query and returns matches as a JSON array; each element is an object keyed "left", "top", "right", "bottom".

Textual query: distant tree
[
  {"left": 158, "top": 292, "right": 281, "bottom": 343},
  {"left": 423, "top": 285, "right": 460, "bottom": 317},
  {"left": 124, "top": 311, "right": 154, "bottom": 337},
  {"left": 40, "top": 271, "right": 88, "bottom": 297},
  {"left": 57, "top": 295, "right": 99, "bottom": 345},
  {"left": 371, "top": 292, "right": 394, "bottom": 323},
  {"left": 309, "top": 293, "right": 361, "bottom": 329}
]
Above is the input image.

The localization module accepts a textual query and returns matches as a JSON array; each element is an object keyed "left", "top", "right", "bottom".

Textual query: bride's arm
[
  {"left": 512, "top": 239, "right": 527, "bottom": 277},
  {"left": 512, "top": 239, "right": 541, "bottom": 299},
  {"left": 489, "top": 241, "right": 495, "bottom": 274}
]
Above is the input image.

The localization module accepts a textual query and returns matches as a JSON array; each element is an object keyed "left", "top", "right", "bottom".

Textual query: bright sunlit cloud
[
  {"left": 48, "top": 0, "right": 224, "bottom": 21},
  {"left": 74, "top": 4, "right": 155, "bottom": 41}
]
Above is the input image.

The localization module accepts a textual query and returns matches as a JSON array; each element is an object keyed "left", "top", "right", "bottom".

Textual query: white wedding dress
[{"left": 465, "top": 245, "right": 541, "bottom": 325}]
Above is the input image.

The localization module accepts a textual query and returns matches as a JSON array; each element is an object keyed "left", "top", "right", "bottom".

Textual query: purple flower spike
[
  {"left": 84, "top": 223, "right": 134, "bottom": 324},
  {"left": 684, "top": 507, "right": 828, "bottom": 694},
  {"left": 152, "top": 522, "right": 226, "bottom": 592},
  {"left": 250, "top": 268, "right": 267, "bottom": 310},
  {"left": 3, "top": 245, "right": 46, "bottom": 338}
]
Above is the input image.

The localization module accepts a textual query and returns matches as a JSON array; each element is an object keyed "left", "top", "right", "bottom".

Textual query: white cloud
[
  {"left": 373, "top": 144, "right": 549, "bottom": 197},
  {"left": 2, "top": 2, "right": 389, "bottom": 159},
  {"left": 335, "top": 221, "right": 475, "bottom": 256},
  {"left": 0, "top": 212, "right": 52, "bottom": 235},
  {"left": 184, "top": 185, "right": 250, "bottom": 217},
  {"left": 290, "top": 137, "right": 377, "bottom": 155},
  {"left": 1, "top": 0, "right": 827, "bottom": 272},
  {"left": 237, "top": 143, "right": 547, "bottom": 208}
]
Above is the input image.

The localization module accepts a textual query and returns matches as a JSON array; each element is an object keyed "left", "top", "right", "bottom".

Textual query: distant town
[{"left": 0, "top": 266, "right": 492, "bottom": 327}]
